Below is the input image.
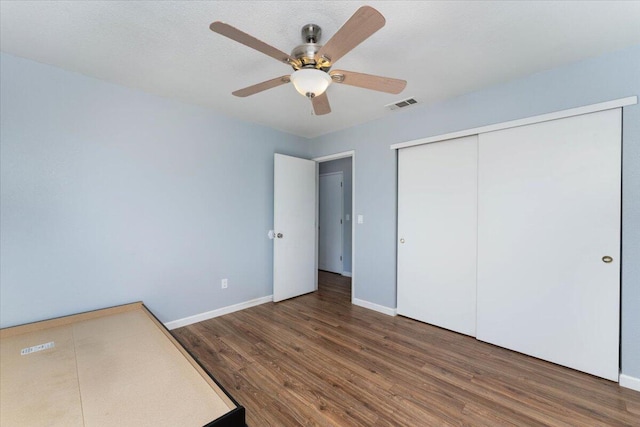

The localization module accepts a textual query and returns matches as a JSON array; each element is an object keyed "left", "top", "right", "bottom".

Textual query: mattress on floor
[{"left": 0, "top": 302, "right": 246, "bottom": 427}]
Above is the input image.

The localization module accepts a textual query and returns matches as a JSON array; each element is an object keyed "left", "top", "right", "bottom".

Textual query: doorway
[
  {"left": 314, "top": 151, "right": 355, "bottom": 302},
  {"left": 318, "top": 172, "right": 343, "bottom": 274}
]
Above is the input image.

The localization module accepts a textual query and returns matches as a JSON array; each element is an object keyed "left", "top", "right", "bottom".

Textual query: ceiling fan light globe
[{"left": 290, "top": 69, "right": 332, "bottom": 98}]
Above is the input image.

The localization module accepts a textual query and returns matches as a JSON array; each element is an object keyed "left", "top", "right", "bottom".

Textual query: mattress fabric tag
[{"left": 21, "top": 341, "right": 55, "bottom": 355}]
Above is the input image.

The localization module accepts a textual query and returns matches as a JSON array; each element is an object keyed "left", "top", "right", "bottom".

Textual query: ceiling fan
[{"left": 209, "top": 6, "right": 406, "bottom": 115}]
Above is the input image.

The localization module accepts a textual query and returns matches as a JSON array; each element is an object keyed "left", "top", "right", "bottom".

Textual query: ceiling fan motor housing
[{"left": 290, "top": 24, "right": 331, "bottom": 71}]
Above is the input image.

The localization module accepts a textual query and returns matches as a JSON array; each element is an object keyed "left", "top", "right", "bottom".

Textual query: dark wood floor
[{"left": 173, "top": 271, "right": 640, "bottom": 426}]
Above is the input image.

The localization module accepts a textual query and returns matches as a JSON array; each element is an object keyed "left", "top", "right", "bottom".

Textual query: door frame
[
  {"left": 319, "top": 171, "right": 344, "bottom": 274},
  {"left": 313, "top": 150, "right": 356, "bottom": 304}
]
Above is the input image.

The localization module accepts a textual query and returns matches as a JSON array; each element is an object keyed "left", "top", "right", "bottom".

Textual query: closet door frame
[
  {"left": 391, "top": 97, "right": 635, "bottom": 151},
  {"left": 392, "top": 96, "right": 635, "bottom": 382}
]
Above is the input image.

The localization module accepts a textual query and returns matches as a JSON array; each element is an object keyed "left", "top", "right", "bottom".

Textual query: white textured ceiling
[{"left": 2, "top": 1, "right": 640, "bottom": 138}]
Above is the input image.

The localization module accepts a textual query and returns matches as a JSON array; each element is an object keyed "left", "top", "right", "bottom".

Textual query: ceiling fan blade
[
  {"left": 330, "top": 70, "right": 406, "bottom": 94},
  {"left": 312, "top": 92, "right": 331, "bottom": 115},
  {"left": 210, "top": 22, "right": 293, "bottom": 65},
  {"left": 232, "top": 75, "right": 291, "bottom": 97},
  {"left": 316, "top": 6, "right": 385, "bottom": 65}
]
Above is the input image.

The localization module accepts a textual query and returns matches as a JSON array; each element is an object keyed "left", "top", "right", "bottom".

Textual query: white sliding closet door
[
  {"left": 397, "top": 135, "right": 478, "bottom": 336},
  {"left": 476, "top": 109, "right": 621, "bottom": 381}
]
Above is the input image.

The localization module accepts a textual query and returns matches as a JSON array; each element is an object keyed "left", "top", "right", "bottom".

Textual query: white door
[
  {"left": 273, "top": 154, "right": 317, "bottom": 302},
  {"left": 476, "top": 109, "right": 621, "bottom": 381},
  {"left": 397, "top": 135, "right": 479, "bottom": 336},
  {"left": 319, "top": 172, "right": 343, "bottom": 274}
]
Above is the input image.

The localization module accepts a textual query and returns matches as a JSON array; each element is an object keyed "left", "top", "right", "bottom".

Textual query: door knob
[
  {"left": 602, "top": 256, "right": 613, "bottom": 263},
  {"left": 400, "top": 238, "right": 405, "bottom": 244},
  {"left": 277, "top": 233, "right": 283, "bottom": 238}
]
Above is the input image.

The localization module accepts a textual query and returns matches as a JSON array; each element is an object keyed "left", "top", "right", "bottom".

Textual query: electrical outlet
[{"left": 221, "top": 278, "right": 228, "bottom": 289}]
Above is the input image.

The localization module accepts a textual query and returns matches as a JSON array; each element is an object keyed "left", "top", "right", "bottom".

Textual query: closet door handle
[{"left": 602, "top": 256, "right": 613, "bottom": 263}]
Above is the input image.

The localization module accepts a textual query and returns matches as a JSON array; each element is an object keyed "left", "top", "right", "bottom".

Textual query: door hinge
[
  {"left": 340, "top": 219, "right": 343, "bottom": 224},
  {"left": 341, "top": 182, "right": 343, "bottom": 187},
  {"left": 340, "top": 255, "right": 342, "bottom": 261}
]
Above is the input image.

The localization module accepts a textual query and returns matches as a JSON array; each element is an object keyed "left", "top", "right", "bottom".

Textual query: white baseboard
[
  {"left": 353, "top": 298, "right": 397, "bottom": 316},
  {"left": 164, "top": 295, "right": 273, "bottom": 330},
  {"left": 619, "top": 374, "right": 640, "bottom": 392},
  {"left": 342, "top": 271, "right": 352, "bottom": 277}
]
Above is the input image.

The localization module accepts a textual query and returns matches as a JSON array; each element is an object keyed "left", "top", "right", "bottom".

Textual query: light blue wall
[
  {"left": 2, "top": 44, "right": 639, "bottom": 378},
  {"left": 0, "top": 53, "right": 309, "bottom": 326},
  {"left": 309, "top": 44, "right": 640, "bottom": 378},
  {"left": 319, "top": 157, "right": 352, "bottom": 273}
]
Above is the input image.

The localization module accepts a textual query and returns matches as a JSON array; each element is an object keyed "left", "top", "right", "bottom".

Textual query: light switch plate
[{"left": 357, "top": 215, "right": 364, "bottom": 224}]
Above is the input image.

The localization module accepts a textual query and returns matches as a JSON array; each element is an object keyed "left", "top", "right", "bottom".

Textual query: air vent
[{"left": 385, "top": 97, "right": 419, "bottom": 111}]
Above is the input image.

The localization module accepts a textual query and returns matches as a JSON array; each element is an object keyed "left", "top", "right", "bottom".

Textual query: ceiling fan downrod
[{"left": 301, "top": 24, "right": 321, "bottom": 44}]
